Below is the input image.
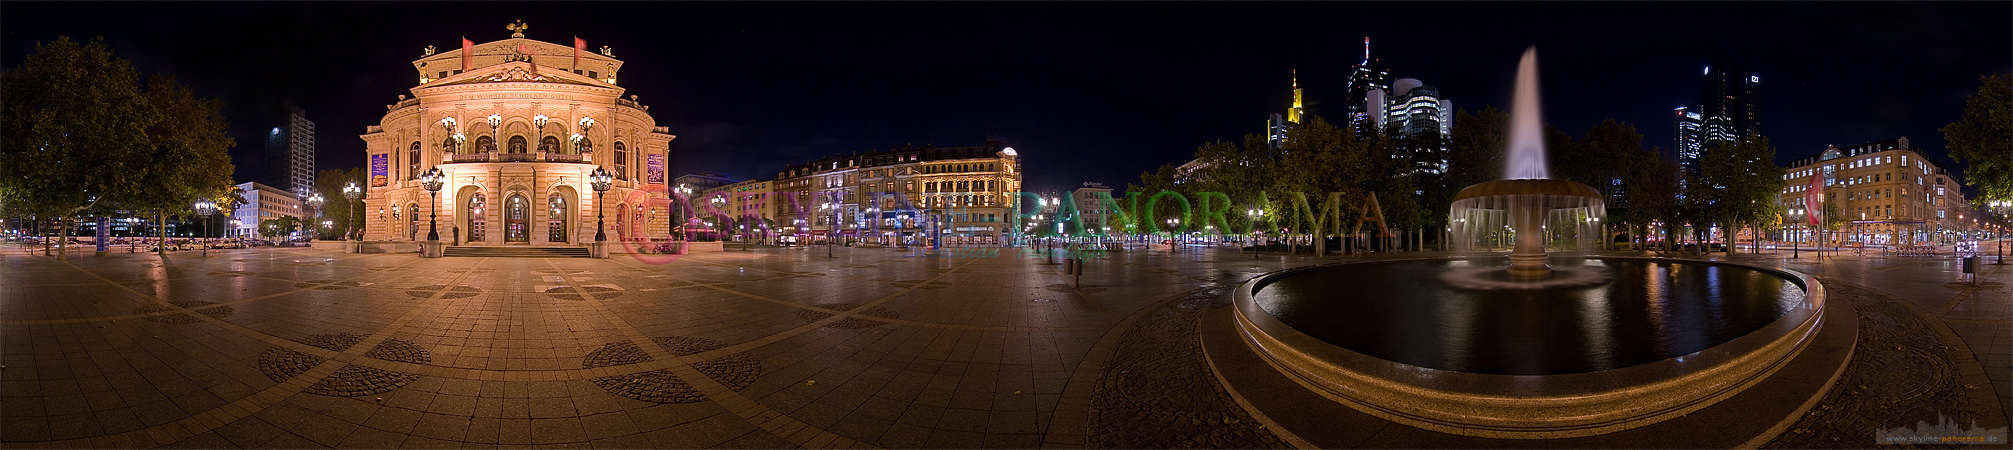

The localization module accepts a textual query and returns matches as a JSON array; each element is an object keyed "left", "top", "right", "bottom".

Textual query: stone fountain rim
[
  {"left": 1452, "top": 178, "right": 1604, "bottom": 202},
  {"left": 1226, "top": 255, "right": 1830, "bottom": 439}
]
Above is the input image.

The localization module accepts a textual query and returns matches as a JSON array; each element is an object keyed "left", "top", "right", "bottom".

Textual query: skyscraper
[
  {"left": 1674, "top": 106, "right": 1704, "bottom": 182},
  {"left": 264, "top": 104, "right": 316, "bottom": 197},
  {"left": 1379, "top": 79, "right": 1453, "bottom": 175},
  {"left": 1267, "top": 70, "right": 1305, "bottom": 149},
  {"left": 1343, "top": 37, "right": 1392, "bottom": 136},
  {"left": 1696, "top": 60, "right": 1760, "bottom": 150}
]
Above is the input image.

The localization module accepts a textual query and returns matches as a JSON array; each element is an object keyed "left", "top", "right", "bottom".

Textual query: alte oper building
[{"left": 361, "top": 23, "right": 674, "bottom": 246}]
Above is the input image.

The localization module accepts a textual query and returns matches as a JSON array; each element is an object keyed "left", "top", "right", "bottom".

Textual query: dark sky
[{"left": 6, "top": 2, "right": 2008, "bottom": 195}]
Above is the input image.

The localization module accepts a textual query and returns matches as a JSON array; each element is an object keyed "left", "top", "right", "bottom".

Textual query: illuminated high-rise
[
  {"left": 1267, "top": 70, "right": 1305, "bottom": 149},
  {"left": 1344, "top": 37, "right": 1392, "bottom": 136},
  {"left": 1674, "top": 106, "right": 1704, "bottom": 183},
  {"left": 264, "top": 104, "right": 316, "bottom": 197},
  {"left": 1378, "top": 79, "right": 1453, "bottom": 175},
  {"left": 1697, "top": 60, "right": 1760, "bottom": 150}
]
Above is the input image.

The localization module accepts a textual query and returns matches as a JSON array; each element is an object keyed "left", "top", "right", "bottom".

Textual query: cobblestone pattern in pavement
[
  {"left": 3, "top": 245, "right": 2002, "bottom": 449},
  {"left": 134, "top": 301, "right": 232, "bottom": 324},
  {"left": 584, "top": 337, "right": 762, "bottom": 404},
  {"left": 1765, "top": 279, "right": 1989, "bottom": 449},
  {"left": 797, "top": 303, "right": 902, "bottom": 329},
  {"left": 1088, "top": 286, "right": 1286, "bottom": 449}
]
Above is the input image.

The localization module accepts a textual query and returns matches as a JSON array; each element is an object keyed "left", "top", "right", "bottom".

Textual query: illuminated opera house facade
[{"left": 360, "top": 22, "right": 673, "bottom": 247}]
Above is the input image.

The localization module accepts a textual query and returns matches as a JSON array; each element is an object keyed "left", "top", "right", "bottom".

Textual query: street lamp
[
  {"left": 194, "top": 199, "right": 215, "bottom": 257},
  {"left": 306, "top": 193, "right": 324, "bottom": 241},
  {"left": 420, "top": 167, "right": 444, "bottom": 241},
  {"left": 589, "top": 167, "right": 612, "bottom": 241},
  {"left": 821, "top": 202, "right": 836, "bottom": 258},
  {"left": 343, "top": 182, "right": 364, "bottom": 241}
]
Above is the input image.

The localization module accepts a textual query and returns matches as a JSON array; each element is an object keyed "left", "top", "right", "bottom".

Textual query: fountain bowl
[
  {"left": 1449, "top": 179, "right": 1608, "bottom": 271},
  {"left": 1228, "top": 257, "right": 1829, "bottom": 439}
]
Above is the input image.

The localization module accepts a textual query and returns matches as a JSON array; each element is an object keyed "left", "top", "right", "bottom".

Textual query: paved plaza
[{"left": 1, "top": 243, "right": 2007, "bottom": 448}]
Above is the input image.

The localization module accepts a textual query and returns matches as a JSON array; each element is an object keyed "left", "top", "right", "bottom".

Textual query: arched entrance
[
  {"left": 407, "top": 203, "right": 420, "bottom": 241},
  {"left": 467, "top": 192, "right": 487, "bottom": 243},
  {"left": 505, "top": 194, "right": 530, "bottom": 243},
  {"left": 548, "top": 193, "right": 570, "bottom": 243},
  {"left": 508, "top": 135, "right": 527, "bottom": 153},
  {"left": 615, "top": 203, "right": 626, "bottom": 241}
]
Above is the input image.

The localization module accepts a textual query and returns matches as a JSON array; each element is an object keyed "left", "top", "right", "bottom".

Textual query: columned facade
[{"left": 359, "top": 26, "right": 676, "bottom": 246}]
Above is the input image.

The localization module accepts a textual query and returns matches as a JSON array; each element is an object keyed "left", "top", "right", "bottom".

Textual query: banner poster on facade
[
  {"left": 646, "top": 154, "right": 666, "bottom": 184},
  {"left": 96, "top": 216, "right": 109, "bottom": 252},
  {"left": 370, "top": 154, "right": 389, "bottom": 187}
]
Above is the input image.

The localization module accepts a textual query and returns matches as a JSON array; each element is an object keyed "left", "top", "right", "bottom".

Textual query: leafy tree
[
  {"left": 260, "top": 216, "right": 300, "bottom": 240},
  {"left": 1940, "top": 74, "right": 2011, "bottom": 202},
  {"left": 1695, "top": 133, "right": 1784, "bottom": 253},
  {"left": 126, "top": 74, "right": 236, "bottom": 255},
  {"left": 1444, "top": 106, "right": 1508, "bottom": 192},
  {"left": 313, "top": 168, "right": 369, "bottom": 239},
  {"left": 0, "top": 37, "right": 159, "bottom": 258},
  {"left": 1621, "top": 148, "right": 1681, "bottom": 250}
]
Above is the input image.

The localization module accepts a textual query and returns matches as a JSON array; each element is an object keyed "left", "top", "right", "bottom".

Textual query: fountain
[
  {"left": 1218, "top": 47, "right": 1838, "bottom": 440},
  {"left": 1449, "top": 47, "right": 1606, "bottom": 278}
]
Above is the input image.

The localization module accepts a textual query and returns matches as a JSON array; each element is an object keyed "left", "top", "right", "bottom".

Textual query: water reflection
[{"left": 1256, "top": 259, "right": 1803, "bottom": 375}]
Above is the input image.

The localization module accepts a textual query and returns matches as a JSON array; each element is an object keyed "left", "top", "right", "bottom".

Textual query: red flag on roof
[
  {"left": 461, "top": 37, "right": 473, "bottom": 72},
  {"left": 574, "top": 37, "right": 585, "bottom": 71}
]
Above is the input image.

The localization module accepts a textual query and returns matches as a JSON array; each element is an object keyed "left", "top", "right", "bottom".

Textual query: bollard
[
  {"left": 1962, "top": 256, "right": 1978, "bottom": 285},
  {"left": 1069, "top": 258, "right": 1084, "bottom": 288}
]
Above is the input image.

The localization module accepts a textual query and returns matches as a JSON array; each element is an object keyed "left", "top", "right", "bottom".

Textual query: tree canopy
[
  {"left": 0, "top": 37, "right": 158, "bottom": 219},
  {"left": 2, "top": 37, "right": 236, "bottom": 251},
  {"left": 1940, "top": 74, "right": 2011, "bottom": 202}
]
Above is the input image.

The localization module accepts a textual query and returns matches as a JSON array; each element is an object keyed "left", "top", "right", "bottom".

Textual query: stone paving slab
[{"left": 2, "top": 244, "right": 2006, "bottom": 448}]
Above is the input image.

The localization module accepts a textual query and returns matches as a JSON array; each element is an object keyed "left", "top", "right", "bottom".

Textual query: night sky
[{"left": 5, "top": 2, "right": 2008, "bottom": 195}]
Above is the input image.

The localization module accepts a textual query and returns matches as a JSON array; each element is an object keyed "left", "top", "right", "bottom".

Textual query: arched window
[
  {"left": 475, "top": 135, "right": 495, "bottom": 153},
  {"left": 408, "top": 142, "right": 421, "bottom": 180},
  {"left": 613, "top": 142, "right": 628, "bottom": 180},
  {"left": 540, "top": 136, "right": 559, "bottom": 153},
  {"left": 576, "top": 138, "right": 594, "bottom": 154},
  {"left": 442, "top": 137, "right": 457, "bottom": 155},
  {"left": 508, "top": 135, "right": 527, "bottom": 154}
]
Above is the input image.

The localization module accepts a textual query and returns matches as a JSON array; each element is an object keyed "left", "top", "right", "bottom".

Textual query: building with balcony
[
  {"left": 774, "top": 139, "right": 1021, "bottom": 246},
  {"left": 358, "top": 23, "right": 676, "bottom": 246},
  {"left": 1776, "top": 137, "right": 1972, "bottom": 246},
  {"left": 698, "top": 178, "right": 775, "bottom": 241}
]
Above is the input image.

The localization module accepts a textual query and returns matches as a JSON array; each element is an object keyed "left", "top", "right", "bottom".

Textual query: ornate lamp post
[
  {"left": 487, "top": 114, "right": 501, "bottom": 149},
  {"left": 821, "top": 202, "right": 835, "bottom": 258},
  {"left": 420, "top": 167, "right": 444, "bottom": 241},
  {"left": 589, "top": 167, "right": 612, "bottom": 242},
  {"left": 305, "top": 192, "right": 324, "bottom": 241},
  {"left": 343, "top": 182, "right": 364, "bottom": 240},
  {"left": 194, "top": 199, "right": 215, "bottom": 257}
]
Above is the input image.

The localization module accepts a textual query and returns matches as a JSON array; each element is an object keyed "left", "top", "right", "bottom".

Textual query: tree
[
  {"left": 0, "top": 37, "right": 159, "bottom": 259},
  {"left": 1941, "top": 74, "right": 2012, "bottom": 203},
  {"left": 126, "top": 74, "right": 236, "bottom": 256},
  {"left": 260, "top": 216, "right": 300, "bottom": 240},
  {"left": 314, "top": 168, "right": 368, "bottom": 240},
  {"left": 1695, "top": 133, "right": 1784, "bottom": 253},
  {"left": 1621, "top": 148, "right": 1681, "bottom": 250}
]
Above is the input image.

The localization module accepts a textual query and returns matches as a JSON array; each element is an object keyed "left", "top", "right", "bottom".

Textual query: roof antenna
[{"left": 1363, "top": 36, "right": 1371, "bottom": 61}]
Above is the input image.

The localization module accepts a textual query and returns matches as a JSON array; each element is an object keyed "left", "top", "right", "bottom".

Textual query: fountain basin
[{"left": 1230, "top": 257, "right": 1827, "bottom": 439}]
